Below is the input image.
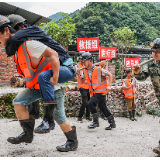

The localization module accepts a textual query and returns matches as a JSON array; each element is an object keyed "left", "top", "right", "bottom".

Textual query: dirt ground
[{"left": 0, "top": 113, "right": 160, "bottom": 157}]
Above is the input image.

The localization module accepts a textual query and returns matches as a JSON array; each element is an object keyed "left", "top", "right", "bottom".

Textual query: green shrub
[
  {"left": 146, "top": 106, "right": 159, "bottom": 115},
  {"left": 0, "top": 94, "right": 45, "bottom": 119},
  {"left": 0, "top": 93, "right": 16, "bottom": 118}
]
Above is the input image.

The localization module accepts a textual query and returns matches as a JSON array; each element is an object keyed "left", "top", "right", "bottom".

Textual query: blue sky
[{"left": 6, "top": 1, "right": 89, "bottom": 17}]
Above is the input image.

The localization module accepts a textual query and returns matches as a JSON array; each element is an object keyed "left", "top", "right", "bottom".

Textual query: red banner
[
  {"left": 99, "top": 47, "right": 117, "bottom": 59},
  {"left": 124, "top": 58, "right": 140, "bottom": 68},
  {"left": 77, "top": 38, "right": 99, "bottom": 51}
]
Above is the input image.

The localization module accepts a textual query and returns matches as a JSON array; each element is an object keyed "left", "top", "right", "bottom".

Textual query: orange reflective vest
[
  {"left": 84, "top": 66, "right": 108, "bottom": 96},
  {"left": 77, "top": 63, "right": 90, "bottom": 89},
  {"left": 123, "top": 78, "right": 136, "bottom": 99},
  {"left": 14, "top": 41, "right": 52, "bottom": 89}
]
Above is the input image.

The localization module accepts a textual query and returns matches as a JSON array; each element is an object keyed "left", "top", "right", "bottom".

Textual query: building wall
[{"left": 0, "top": 51, "right": 17, "bottom": 86}]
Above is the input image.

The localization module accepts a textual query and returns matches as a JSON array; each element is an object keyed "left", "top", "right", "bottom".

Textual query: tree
[
  {"left": 110, "top": 27, "right": 137, "bottom": 80},
  {"left": 111, "top": 27, "right": 136, "bottom": 54},
  {"left": 40, "top": 13, "right": 76, "bottom": 51}
]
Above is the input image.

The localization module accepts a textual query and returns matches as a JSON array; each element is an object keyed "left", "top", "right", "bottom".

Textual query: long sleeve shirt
[{"left": 134, "top": 60, "right": 160, "bottom": 104}]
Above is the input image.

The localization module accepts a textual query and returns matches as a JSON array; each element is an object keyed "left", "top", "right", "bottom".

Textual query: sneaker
[
  {"left": 86, "top": 117, "right": 92, "bottom": 122},
  {"left": 77, "top": 117, "right": 83, "bottom": 123}
]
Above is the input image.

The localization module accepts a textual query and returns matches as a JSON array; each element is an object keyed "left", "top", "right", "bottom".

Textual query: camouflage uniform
[
  {"left": 134, "top": 60, "right": 160, "bottom": 155},
  {"left": 134, "top": 60, "right": 160, "bottom": 105}
]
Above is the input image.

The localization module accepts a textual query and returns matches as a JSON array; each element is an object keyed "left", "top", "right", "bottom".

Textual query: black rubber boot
[
  {"left": 7, "top": 119, "right": 35, "bottom": 144},
  {"left": 105, "top": 115, "right": 116, "bottom": 130},
  {"left": 129, "top": 111, "right": 134, "bottom": 121},
  {"left": 34, "top": 104, "right": 56, "bottom": 134},
  {"left": 56, "top": 126, "right": 78, "bottom": 152},
  {"left": 88, "top": 113, "right": 99, "bottom": 129},
  {"left": 132, "top": 110, "right": 137, "bottom": 121},
  {"left": 27, "top": 100, "right": 40, "bottom": 119}
]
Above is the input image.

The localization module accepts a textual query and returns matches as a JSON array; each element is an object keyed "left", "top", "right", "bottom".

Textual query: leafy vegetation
[
  {"left": 146, "top": 106, "right": 160, "bottom": 115},
  {"left": 40, "top": 13, "right": 76, "bottom": 50},
  {"left": 69, "top": 2, "right": 160, "bottom": 46},
  {"left": 0, "top": 94, "right": 16, "bottom": 118}
]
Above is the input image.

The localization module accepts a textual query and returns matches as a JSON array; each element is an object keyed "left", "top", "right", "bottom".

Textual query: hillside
[
  {"left": 152, "top": 2, "right": 160, "bottom": 9},
  {"left": 70, "top": 2, "right": 160, "bottom": 46},
  {"left": 48, "top": 9, "right": 79, "bottom": 22},
  {"left": 48, "top": 12, "right": 64, "bottom": 21}
]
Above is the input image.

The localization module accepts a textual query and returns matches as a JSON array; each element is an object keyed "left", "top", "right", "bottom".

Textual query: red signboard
[
  {"left": 99, "top": 47, "right": 117, "bottom": 59},
  {"left": 124, "top": 58, "right": 140, "bottom": 68},
  {"left": 77, "top": 38, "right": 99, "bottom": 51}
]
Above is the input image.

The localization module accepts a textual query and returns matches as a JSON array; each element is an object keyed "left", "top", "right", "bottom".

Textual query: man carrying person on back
[{"left": 0, "top": 15, "right": 78, "bottom": 152}]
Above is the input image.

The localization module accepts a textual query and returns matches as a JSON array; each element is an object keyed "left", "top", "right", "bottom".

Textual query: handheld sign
[
  {"left": 100, "top": 47, "right": 117, "bottom": 59},
  {"left": 77, "top": 38, "right": 99, "bottom": 51}
]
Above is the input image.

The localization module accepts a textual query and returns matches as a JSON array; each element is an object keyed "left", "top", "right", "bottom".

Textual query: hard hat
[
  {"left": 126, "top": 68, "right": 132, "bottom": 73},
  {"left": 79, "top": 51, "right": 85, "bottom": 55},
  {"left": 7, "top": 14, "right": 27, "bottom": 29},
  {"left": 150, "top": 38, "right": 160, "bottom": 50},
  {"left": 82, "top": 52, "right": 92, "bottom": 61},
  {"left": 0, "top": 15, "right": 11, "bottom": 28}
]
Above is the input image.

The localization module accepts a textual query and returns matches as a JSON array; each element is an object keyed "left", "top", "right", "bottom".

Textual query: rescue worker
[
  {"left": 0, "top": 15, "right": 78, "bottom": 152},
  {"left": 76, "top": 51, "right": 92, "bottom": 123},
  {"left": 7, "top": 14, "right": 55, "bottom": 133},
  {"left": 97, "top": 58, "right": 108, "bottom": 120},
  {"left": 77, "top": 52, "right": 116, "bottom": 130},
  {"left": 132, "top": 38, "right": 160, "bottom": 156},
  {"left": 122, "top": 68, "right": 137, "bottom": 121}
]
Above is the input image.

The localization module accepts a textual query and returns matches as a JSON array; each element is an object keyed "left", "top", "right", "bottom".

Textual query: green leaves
[
  {"left": 40, "top": 13, "right": 76, "bottom": 50},
  {"left": 69, "top": 2, "right": 160, "bottom": 46},
  {"left": 111, "top": 27, "right": 137, "bottom": 53}
]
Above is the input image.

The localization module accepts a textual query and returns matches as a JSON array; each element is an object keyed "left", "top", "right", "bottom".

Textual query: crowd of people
[{"left": 0, "top": 14, "right": 160, "bottom": 156}]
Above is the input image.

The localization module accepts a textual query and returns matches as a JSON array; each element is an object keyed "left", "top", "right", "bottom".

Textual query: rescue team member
[
  {"left": 97, "top": 58, "right": 108, "bottom": 120},
  {"left": 76, "top": 51, "right": 92, "bottom": 123},
  {"left": 122, "top": 68, "right": 137, "bottom": 121},
  {"left": 0, "top": 15, "right": 78, "bottom": 152},
  {"left": 77, "top": 52, "right": 116, "bottom": 130},
  {"left": 7, "top": 14, "right": 56, "bottom": 134},
  {"left": 133, "top": 38, "right": 160, "bottom": 156}
]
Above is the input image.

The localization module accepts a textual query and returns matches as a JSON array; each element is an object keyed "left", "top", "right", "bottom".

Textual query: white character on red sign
[
  {"left": 86, "top": 40, "right": 91, "bottom": 49},
  {"left": 102, "top": 49, "right": 106, "bottom": 57},
  {"left": 106, "top": 50, "right": 111, "bottom": 57},
  {"left": 111, "top": 50, "right": 116, "bottom": 58},
  {"left": 92, "top": 40, "right": 98, "bottom": 49},
  {"left": 79, "top": 40, "right": 85, "bottom": 50},
  {"left": 126, "top": 60, "right": 130, "bottom": 68},
  {"left": 135, "top": 60, "right": 139, "bottom": 64},
  {"left": 131, "top": 59, "right": 134, "bottom": 67}
]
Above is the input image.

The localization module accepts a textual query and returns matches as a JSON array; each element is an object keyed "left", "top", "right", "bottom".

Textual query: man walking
[
  {"left": 77, "top": 52, "right": 116, "bottom": 130},
  {"left": 76, "top": 51, "right": 92, "bottom": 123},
  {"left": 0, "top": 15, "right": 78, "bottom": 152},
  {"left": 133, "top": 38, "right": 160, "bottom": 156},
  {"left": 7, "top": 14, "right": 56, "bottom": 133}
]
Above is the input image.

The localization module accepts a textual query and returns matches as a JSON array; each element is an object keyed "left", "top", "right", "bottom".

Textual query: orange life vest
[
  {"left": 123, "top": 78, "right": 136, "bottom": 99},
  {"left": 14, "top": 41, "right": 52, "bottom": 89},
  {"left": 84, "top": 66, "right": 108, "bottom": 96},
  {"left": 77, "top": 62, "right": 90, "bottom": 89}
]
